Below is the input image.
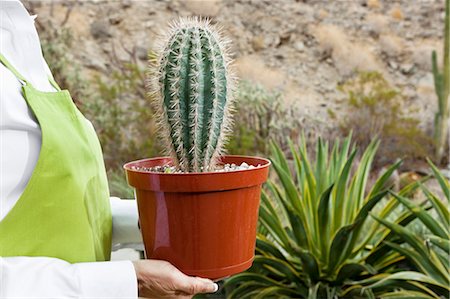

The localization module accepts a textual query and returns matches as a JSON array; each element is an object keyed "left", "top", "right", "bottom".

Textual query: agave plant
[
  {"left": 360, "top": 160, "right": 450, "bottom": 299},
  {"left": 225, "top": 136, "right": 424, "bottom": 298}
]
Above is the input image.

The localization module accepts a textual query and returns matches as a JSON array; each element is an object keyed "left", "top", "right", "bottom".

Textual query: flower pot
[{"left": 124, "top": 155, "right": 270, "bottom": 279}]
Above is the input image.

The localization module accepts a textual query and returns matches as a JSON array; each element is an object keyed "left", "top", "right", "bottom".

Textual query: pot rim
[{"left": 123, "top": 155, "right": 271, "bottom": 176}]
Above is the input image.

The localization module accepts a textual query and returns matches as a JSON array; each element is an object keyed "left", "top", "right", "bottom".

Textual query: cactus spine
[
  {"left": 149, "top": 18, "right": 235, "bottom": 172},
  {"left": 432, "top": 0, "right": 449, "bottom": 163}
]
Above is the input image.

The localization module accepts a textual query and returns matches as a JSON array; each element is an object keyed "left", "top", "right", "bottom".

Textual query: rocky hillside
[{"left": 25, "top": 0, "right": 446, "bottom": 130}]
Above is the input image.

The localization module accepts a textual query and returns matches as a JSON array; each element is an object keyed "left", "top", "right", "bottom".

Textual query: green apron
[{"left": 0, "top": 54, "right": 112, "bottom": 263}]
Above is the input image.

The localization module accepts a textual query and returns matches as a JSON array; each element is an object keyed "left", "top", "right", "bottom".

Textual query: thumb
[{"left": 180, "top": 277, "right": 219, "bottom": 295}]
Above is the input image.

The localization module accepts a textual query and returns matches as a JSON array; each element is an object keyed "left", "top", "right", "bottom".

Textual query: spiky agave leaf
[
  {"left": 147, "top": 17, "right": 236, "bottom": 172},
  {"left": 367, "top": 164, "right": 450, "bottom": 299}
]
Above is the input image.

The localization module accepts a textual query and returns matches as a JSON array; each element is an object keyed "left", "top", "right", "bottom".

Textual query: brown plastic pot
[{"left": 124, "top": 155, "right": 270, "bottom": 280}]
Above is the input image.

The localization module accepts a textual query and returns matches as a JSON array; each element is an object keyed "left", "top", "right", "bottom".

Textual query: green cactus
[
  {"left": 432, "top": 0, "right": 449, "bottom": 163},
  {"left": 148, "top": 18, "right": 235, "bottom": 172}
]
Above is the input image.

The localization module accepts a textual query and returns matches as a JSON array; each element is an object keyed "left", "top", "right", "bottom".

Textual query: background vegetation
[
  {"left": 28, "top": 2, "right": 449, "bottom": 298},
  {"left": 32, "top": 3, "right": 448, "bottom": 197}
]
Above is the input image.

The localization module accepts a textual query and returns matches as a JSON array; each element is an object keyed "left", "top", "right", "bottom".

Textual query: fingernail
[{"left": 212, "top": 283, "right": 219, "bottom": 292}]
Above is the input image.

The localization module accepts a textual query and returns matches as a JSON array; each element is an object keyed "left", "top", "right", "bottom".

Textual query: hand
[{"left": 132, "top": 260, "right": 218, "bottom": 299}]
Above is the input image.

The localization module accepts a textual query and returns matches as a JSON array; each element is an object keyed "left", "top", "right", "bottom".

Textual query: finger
[{"left": 179, "top": 277, "right": 218, "bottom": 295}]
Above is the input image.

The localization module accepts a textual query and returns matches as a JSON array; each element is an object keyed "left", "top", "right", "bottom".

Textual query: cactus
[
  {"left": 148, "top": 18, "right": 235, "bottom": 172},
  {"left": 432, "top": 0, "right": 449, "bottom": 163}
]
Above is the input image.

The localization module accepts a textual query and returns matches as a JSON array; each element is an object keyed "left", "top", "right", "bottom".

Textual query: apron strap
[
  {"left": 0, "top": 53, "right": 29, "bottom": 85},
  {"left": 0, "top": 53, "right": 62, "bottom": 91},
  {"left": 47, "top": 75, "right": 62, "bottom": 91}
]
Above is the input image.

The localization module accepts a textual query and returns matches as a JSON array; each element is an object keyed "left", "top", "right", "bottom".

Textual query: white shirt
[{"left": 0, "top": 1, "right": 140, "bottom": 297}]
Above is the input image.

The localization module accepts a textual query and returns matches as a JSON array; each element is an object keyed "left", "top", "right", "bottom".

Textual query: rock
[
  {"left": 293, "top": 41, "right": 305, "bottom": 52},
  {"left": 144, "top": 20, "right": 155, "bottom": 29},
  {"left": 109, "top": 14, "right": 122, "bottom": 25},
  {"left": 90, "top": 20, "right": 113, "bottom": 39},
  {"left": 367, "top": 0, "right": 381, "bottom": 9},
  {"left": 379, "top": 34, "right": 404, "bottom": 58},
  {"left": 182, "top": 0, "right": 222, "bottom": 17},
  {"left": 412, "top": 44, "right": 438, "bottom": 72},
  {"left": 388, "top": 61, "right": 398, "bottom": 70},
  {"left": 136, "top": 46, "right": 149, "bottom": 61},
  {"left": 251, "top": 35, "right": 265, "bottom": 51},
  {"left": 365, "top": 14, "right": 388, "bottom": 37},
  {"left": 275, "top": 53, "right": 285, "bottom": 60},
  {"left": 401, "top": 63, "right": 414, "bottom": 75},
  {"left": 121, "top": 0, "right": 132, "bottom": 9},
  {"left": 316, "top": 9, "right": 329, "bottom": 20},
  {"left": 417, "top": 73, "right": 434, "bottom": 90},
  {"left": 390, "top": 6, "right": 404, "bottom": 20}
]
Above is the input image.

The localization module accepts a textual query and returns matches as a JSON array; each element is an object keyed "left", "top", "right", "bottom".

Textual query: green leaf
[
  {"left": 368, "top": 160, "right": 402, "bottom": 198},
  {"left": 332, "top": 149, "right": 357, "bottom": 232},
  {"left": 225, "top": 281, "right": 267, "bottom": 299},
  {"left": 270, "top": 141, "right": 291, "bottom": 177},
  {"left": 341, "top": 191, "right": 389, "bottom": 262},
  {"left": 259, "top": 193, "right": 294, "bottom": 252},
  {"left": 372, "top": 215, "right": 449, "bottom": 284},
  {"left": 354, "top": 191, "right": 390, "bottom": 224},
  {"left": 421, "top": 185, "right": 450, "bottom": 230},
  {"left": 346, "top": 139, "right": 379, "bottom": 220},
  {"left": 383, "top": 241, "right": 437, "bottom": 277},
  {"left": 390, "top": 191, "right": 447, "bottom": 238},
  {"left": 270, "top": 159, "right": 302, "bottom": 217},
  {"left": 371, "top": 214, "right": 426, "bottom": 257},
  {"left": 307, "top": 283, "right": 320, "bottom": 299},
  {"left": 291, "top": 139, "right": 316, "bottom": 212},
  {"left": 224, "top": 273, "right": 289, "bottom": 289},
  {"left": 317, "top": 183, "right": 335, "bottom": 260},
  {"left": 265, "top": 182, "right": 310, "bottom": 249},
  {"left": 286, "top": 204, "right": 310, "bottom": 250},
  {"left": 327, "top": 223, "right": 355, "bottom": 275},
  {"left": 365, "top": 211, "right": 417, "bottom": 265},
  {"left": 336, "top": 263, "right": 375, "bottom": 284},
  {"left": 363, "top": 271, "right": 449, "bottom": 293},
  {"left": 253, "top": 286, "right": 301, "bottom": 299},
  {"left": 256, "top": 236, "right": 289, "bottom": 261},
  {"left": 425, "top": 235, "right": 450, "bottom": 252},
  {"left": 253, "top": 256, "right": 300, "bottom": 282},
  {"left": 380, "top": 290, "right": 439, "bottom": 299},
  {"left": 315, "top": 138, "right": 328, "bottom": 194},
  {"left": 298, "top": 249, "right": 320, "bottom": 283},
  {"left": 427, "top": 158, "right": 450, "bottom": 202}
]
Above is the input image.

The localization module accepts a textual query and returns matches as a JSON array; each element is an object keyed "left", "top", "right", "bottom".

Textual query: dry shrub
[
  {"left": 228, "top": 80, "right": 322, "bottom": 156},
  {"left": 367, "top": 0, "right": 381, "bottom": 9},
  {"left": 234, "top": 55, "right": 286, "bottom": 89},
  {"left": 366, "top": 14, "right": 389, "bottom": 37},
  {"left": 390, "top": 6, "right": 404, "bottom": 20},
  {"left": 378, "top": 34, "right": 404, "bottom": 58},
  {"left": 182, "top": 0, "right": 222, "bottom": 17},
  {"left": 313, "top": 24, "right": 381, "bottom": 77},
  {"left": 331, "top": 71, "right": 433, "bottom": 167},
  {"left": 412, "top": 41, "right": 443, "bottom": 72}
]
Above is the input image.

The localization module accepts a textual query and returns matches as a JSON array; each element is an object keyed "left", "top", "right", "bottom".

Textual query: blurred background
[{"left": 23, "top": 0, "right": 449, "bottom": 198}]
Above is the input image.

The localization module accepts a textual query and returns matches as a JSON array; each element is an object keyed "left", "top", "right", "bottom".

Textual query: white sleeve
[
  {"left": 0, "top": 257, "right": 138, "bottom": 298},
  {"left": 110, "top": 197, "right": 144, "bottom": 251}
]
